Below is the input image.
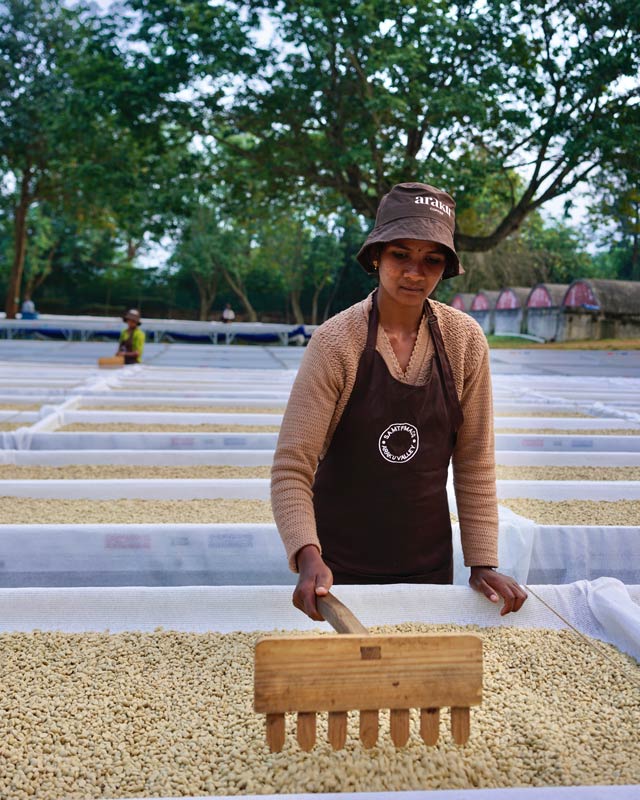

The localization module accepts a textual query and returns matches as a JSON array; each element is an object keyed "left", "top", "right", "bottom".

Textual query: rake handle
[{"left": 316, "top": 592, "right": 369, "bottom": 635}]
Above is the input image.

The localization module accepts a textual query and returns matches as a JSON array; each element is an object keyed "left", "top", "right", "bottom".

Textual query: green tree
[
  {"left": 590, "top": 247, "right": 630, "bottom": 281},
  {"left": 0, "top": 0, "right": 227, "bottom": 317},
  {"left": 254, "top": 213, "right": 311, "bottom": 324},
  {"left": 522, "top": 218, "right": 594, "bottom": 285},
  {"left": 256, "top": 201, "right": 347, "bottom": 325},
  {"left": 455, "top": 213, "right": 594, "bottom": 292},
  {"left": 20, "top": 203, "right": 57, "bottom": 301},
  {"left": 29, "top": 218, "right": 129, "bottom": 314},
  {"left": 212, "top": 0, "right": 639, "bottom": 254},
  {"left": 0, "top": 1, "right": 119, "bottom": 316},
  {"left": 170, "top": 206, "right": 250, "bottom": 321},
  {"left": 318, "top": 211, "right": 371, "bottom": 319},
  {"left": 221, "top": 245, "right": 260, "bottom": 322},
  {"left": 587, "top": 165, "right": 640, "bottom": 281},
  {"left": 306, "top": 231, "right": 342, "bottom": 324}
]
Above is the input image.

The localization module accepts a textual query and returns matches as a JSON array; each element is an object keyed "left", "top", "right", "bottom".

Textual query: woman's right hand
[{"left": 292, "top": 545, "right": 334, "bottom": 621}]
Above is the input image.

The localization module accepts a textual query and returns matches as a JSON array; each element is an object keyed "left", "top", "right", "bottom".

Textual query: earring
[{"left": 372, "top": 260, "right": 379, "bottom": 269}]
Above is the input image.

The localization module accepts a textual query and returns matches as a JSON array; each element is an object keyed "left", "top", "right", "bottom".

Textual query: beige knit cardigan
[{"left": 270, "top": 292, "right": 499, "bottom": 572}]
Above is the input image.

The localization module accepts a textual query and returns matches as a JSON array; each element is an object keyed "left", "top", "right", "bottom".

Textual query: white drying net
[
  {"left": 0, "top": 580, "right": 638, "bottom": 660},
  {"left": 5, "top": 430, "right": 280, "bottom": 450},
  {"left": 0, "top": 516, "right": 637, "bottom": 588},
  {"left": 452, "top": 505, "right": 535, "bottom": 586},
  {"left": 0, "top": 582, "right": 638, "bottom": 800}
]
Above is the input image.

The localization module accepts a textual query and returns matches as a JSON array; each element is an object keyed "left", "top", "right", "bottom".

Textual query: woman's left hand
[{"left": 469, "top": 567, "right": 528, "bottom": 616}]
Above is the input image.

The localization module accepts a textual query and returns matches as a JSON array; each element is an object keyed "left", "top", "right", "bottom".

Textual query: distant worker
[
  {"left": 117, "top": 308, "right": 145, "bottom": 364},
  {"left": 20, "top": 295, "right": 38, "bottom": 319},
  {"left": 222, "top": 303, "right": 236, "bottom": 323}
]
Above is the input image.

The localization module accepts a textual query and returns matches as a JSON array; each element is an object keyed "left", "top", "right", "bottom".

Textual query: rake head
[{"left": 254, "top": 631, "right": 482, "bottom": 751}]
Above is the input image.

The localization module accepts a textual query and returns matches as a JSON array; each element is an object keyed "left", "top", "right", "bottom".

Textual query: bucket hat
[
  {"left": 123, "top": 308, "right": 142, "bottom": 325},
  {"left": 356, "top": 182, "right": 463, "bottom": 279}
]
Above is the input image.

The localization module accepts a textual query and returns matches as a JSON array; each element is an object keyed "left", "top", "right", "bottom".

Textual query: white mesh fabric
[
  {"left": 111, "top": 787, "right": 639, "bottom": 800},
  {"left": 0, "top": 581, "right": 637, "bottom": 658}
]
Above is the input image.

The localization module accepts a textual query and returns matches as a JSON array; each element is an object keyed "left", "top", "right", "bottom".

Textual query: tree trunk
[
  {"left": 194, "top": 274, "right": 218, "bottom": 321},
  {"left": 222, "top": 269, "right": 258, "bottom": 321},
  {"left": 126, "top": 239, "right": 141, "bottom": 261},
  {"left": 289, "top": 289, "right": 304, "bottom": 325},
  {"left": 199, "top": 295, "right": 211, "bottom": 321},
  {"left": 24, "top": 245, "right": 57, "bottom": 298},
  {"left": 311, "top": 286, "right": 324, "bottom": 325},
  {"left": 23, "top": 274, "right": 37, "bottom": 300},
  {"left": 5, "top": 170, "right": 32, "bottom": 319},
  {"left": 632, "top": 206, "right": 639, "bottom": 281},
  {"left": 322, "top": 259, "right": 349, "bottom": 321}
]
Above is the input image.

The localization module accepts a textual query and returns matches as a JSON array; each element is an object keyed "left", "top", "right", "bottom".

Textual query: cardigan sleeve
[
  {"left": 270, "top": 328, "right": 347, "bottom": 571},
  {"left": 451, "top": 328, "right": 499, "bottom": 568}
]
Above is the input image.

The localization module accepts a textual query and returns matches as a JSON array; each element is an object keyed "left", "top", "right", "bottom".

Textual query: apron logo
[{"left": 378, "top": 423, "right": 419, "bottom": 464}]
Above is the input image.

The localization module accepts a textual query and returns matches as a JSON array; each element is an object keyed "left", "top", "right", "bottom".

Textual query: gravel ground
[
  {"left": 0, "top": 465, "right": 272, "bottom": 480},
  {"left": 0, "top": 498, "right": 274, "bottom": 524},
  {"left": 58, "top": 423, "right": 281, "bottom": 433},
  {"left": 0, "top": 624, "right": 636, "bottom": 799},
  {"left": 82, "top": 405, "right": 286, "bottom": 414},
  {"left": 499, "top": 498, "right": 640, "bottom": 525},
  {"left": 495, "top": 465, "right": 640, "bottom": 481},
  {"left": 0, "top": 403, "right": 41, "bottom": 411},
  {"left": 0, "top": 423, "right": 22, "bottom": 431},
  {"left": 495, "top": 428, "right": 640, "bottom": 436}
]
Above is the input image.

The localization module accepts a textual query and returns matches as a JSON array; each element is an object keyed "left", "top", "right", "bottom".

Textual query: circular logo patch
[{"left": 378, "top": 422, "right": 419, "bottom": 464}]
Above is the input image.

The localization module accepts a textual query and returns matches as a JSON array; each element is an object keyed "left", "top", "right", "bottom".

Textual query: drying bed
[
  {"left": 3, "top": 464, "right": 638, "bottom": 482},
  {"left": 500, "top": 498, "right": 640, "bottom": 526},
  {"left": 58, "top": 423, "right": 282, "bottom": 433},
  {"left": 81, "top": 405, "right": 287, "bottom": 414},
  {"left": 494, "top": 466, "right": 640, "bottom": 481},
  {"left": 0, "top": 624, "right": 637, "bottom": 799},
  {"left": 0, "top": 465, "right": 272, "bottom": 481},
  {"left": 0, "top": 520, "right": 636, "bottom": 587},
  {"left": 495, "top": 411, "right": 590, "bottom": 418},
  {"left": 495, "top": 428, "right": 640, "bottom": 436},
  {"left": 0, "top": 477, "right": 635, "bottom": 501},
  {"left": 0, "top": 498, "right": 274, "bottom": 524}
]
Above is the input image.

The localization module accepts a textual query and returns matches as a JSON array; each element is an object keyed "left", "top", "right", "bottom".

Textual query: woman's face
[{"left": 378, "top": 239, "right": 447, "bottom": 308}]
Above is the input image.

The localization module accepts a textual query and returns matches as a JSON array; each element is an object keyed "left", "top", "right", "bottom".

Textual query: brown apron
[{"left": 312, "top": 290, "right": 463, "bottom": 584}]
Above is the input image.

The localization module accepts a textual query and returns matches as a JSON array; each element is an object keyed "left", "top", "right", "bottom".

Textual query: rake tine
[
  {"left": 266, "top": 713, "right": 285, "bottom": 752},
  {"left": 390, "top": 708, "right": 410, "bottom": 747},
  {"left": 451, "top": 707, "right": 470, "bottom": 744},
  {"left": 328, "top": 711, "right": 347, "bottom": 750},
  {"left": 420, "top": 707, "right": 440, "bottom": 745},
  {"left": 359, "top": 709, "right": 378, "bottom": 748},
  {"left": 297, "top": 711, "right": 316, "bottom": 751}
]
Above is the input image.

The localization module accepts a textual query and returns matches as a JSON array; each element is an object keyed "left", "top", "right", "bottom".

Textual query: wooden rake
[{"left": 254, "top": 592, "right": 482, "bottom": 752}]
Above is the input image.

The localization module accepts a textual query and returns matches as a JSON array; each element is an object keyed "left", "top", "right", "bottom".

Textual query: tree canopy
[
  {"left": 0, "top": 0, "right": 638, "bottom": 321},
  {"left": 213, "top": 0, "right": 640, "bottom": 248}
]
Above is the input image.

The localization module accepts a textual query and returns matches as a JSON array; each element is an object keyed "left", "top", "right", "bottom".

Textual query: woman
[
  {"left": 117, "top": 308, "right": 145, "bottom": 364},
  {"left": 271, "top": 182, "right": 527, "bottom": 621}
]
